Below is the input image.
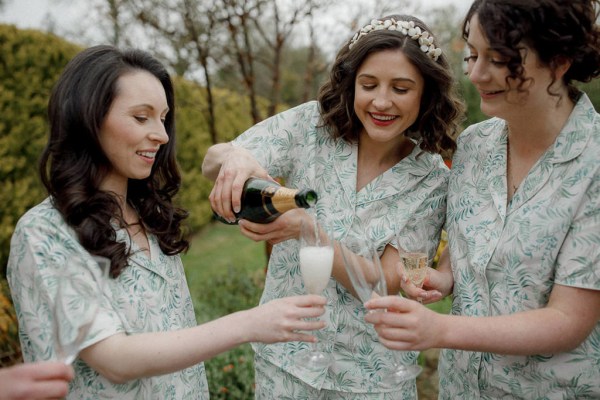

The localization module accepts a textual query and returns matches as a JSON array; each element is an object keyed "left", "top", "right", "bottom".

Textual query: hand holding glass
[
  {"left": 294, "top": 215, "right": 333, "bottom": 370},
  {"left": 53, "top": 255, "right": 109, "bottom": 365},
  {"left": 341, "top": 239, "right": 422, "bottom": 382},
  {"left": 397, "top": 221, "right": 430, "bottom": 301}
]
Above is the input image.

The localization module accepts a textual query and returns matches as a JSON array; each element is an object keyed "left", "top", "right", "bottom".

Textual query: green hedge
[
  {"left": 0, "top": 24, "right": 260, "bottom": 276},
  {"left": 0, "top": 25, "right": 80, "bottom": 276}
]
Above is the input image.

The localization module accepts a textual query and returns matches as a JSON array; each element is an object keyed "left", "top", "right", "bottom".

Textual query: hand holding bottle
[
  {"left": 207, "top": 143, "right": 275, "bottom": 223},
  {"left": 214, "top": 178, "right": 317, "bottom": 225},
  {"left": 238, "top": 208, "right": 309, "bottom": 245}
]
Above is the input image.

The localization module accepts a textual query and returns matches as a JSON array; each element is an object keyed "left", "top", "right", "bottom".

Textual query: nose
[
  {"left": 467, "top": 58, "right": 490, "bottom": 84},
  {"left": 372, "top": 88, "right": 392, "bottom": 110},
  {"left": 150, "top": 121, "right": 169, "bottom": 145}
]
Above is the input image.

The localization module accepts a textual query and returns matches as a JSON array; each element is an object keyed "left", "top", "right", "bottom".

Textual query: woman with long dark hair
[{"left": 8, "top": 45, "right": 326, "bottom": 399}]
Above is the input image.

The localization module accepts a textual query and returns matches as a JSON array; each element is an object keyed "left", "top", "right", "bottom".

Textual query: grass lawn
[{"left": 183, "top": 222, "right": 267, "bottom": 278}]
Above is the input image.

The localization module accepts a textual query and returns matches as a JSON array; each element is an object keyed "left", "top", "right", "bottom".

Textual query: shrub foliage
[{"left": 0, "top": 24, "right": 261, "bottom": 277}]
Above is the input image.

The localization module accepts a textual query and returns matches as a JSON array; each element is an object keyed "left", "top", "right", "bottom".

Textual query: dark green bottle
[{"left": 214, "top": 178, "right": 318, "bottom": 224}]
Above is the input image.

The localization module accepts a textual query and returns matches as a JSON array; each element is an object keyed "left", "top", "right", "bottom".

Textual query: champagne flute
[
  {"left": 53, "top": 255, "right": 110, "bottom": 365},
  {"left": 396, "top": 220, "right": 430, "bottom": 303},
  {"left": 341, "top": 238, "right": 422, "bottom": 382},
  {"left": 294, "top": 214, "right": 334, "bottom": 370}
]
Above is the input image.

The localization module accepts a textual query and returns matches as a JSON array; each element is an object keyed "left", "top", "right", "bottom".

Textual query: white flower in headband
[{"left": 349, "top": 18, "right": 443, "bottom": 61}]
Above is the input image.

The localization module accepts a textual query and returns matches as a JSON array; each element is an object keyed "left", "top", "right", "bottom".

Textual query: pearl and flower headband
[{"left": 349, "top": 18, "right": 443, "bottom": 61}]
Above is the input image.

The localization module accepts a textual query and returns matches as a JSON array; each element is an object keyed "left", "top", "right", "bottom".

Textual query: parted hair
[
  {"left": 463, "top": 0, "right": 600, "bottom": 102},
  {"left": 40, "top": 45, "right": 189, "bottom": 277},
  {"left": 318, "top": 14, "right": 464, "bottom": 155}
]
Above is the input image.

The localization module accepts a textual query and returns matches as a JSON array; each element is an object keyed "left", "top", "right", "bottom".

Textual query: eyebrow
[
  {"left": 357, "top": 73, "right": 417, "bottom": 84},
  {"left": 130, "top": 103, "right": 170, "bottom": 113}
]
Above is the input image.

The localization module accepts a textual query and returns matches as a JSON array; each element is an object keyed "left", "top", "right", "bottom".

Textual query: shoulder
[
  {"left": 8, "top": 198, "right": 79, "bottom": 282},
  {"left": 11, "top": 197, "right": 78, "bottom": 253},
  {"left": 289, "top": 100, "right": 320, "bottom": 115},
  {"left": 457, "top": 117, "right": 504, "bottom": 145},
  {"left": 267, "top": 101, "right": 320, "bottom": 121},
  {"left": 576, "top": 93, "right": 600, "bottom": 144},
  {"left": 453, "top": 118, "right": 505, "bottom": 163},
  {"left": 15, "top": 198, "right": 65, "bottom": 231}
]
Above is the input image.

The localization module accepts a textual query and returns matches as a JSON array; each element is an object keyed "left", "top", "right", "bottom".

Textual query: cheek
[
  {"left": 353, "top": 90, "right": 371, "bottom": 112},
  {"left": 402, "top": 93, "right": 422, "bottom": 116}
]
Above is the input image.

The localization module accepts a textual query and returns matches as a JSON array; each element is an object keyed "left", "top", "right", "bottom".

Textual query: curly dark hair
[
  {"left": 318, "top": 14, "right": 464, "bottom": 155},
  {"left": 40, "top": 45, "right": 189, "bottom": 277},
  {"left": 463, "top": 0, "right": 600, "bottom": 103}
]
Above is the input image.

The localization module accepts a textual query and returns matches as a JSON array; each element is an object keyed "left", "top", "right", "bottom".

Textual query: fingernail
[{"left": 233, "top": 206, "right": 240, "bottom": 213}]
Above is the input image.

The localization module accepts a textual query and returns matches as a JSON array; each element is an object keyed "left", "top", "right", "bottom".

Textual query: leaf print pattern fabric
[
  {"left": 7, "top": 198, "right": 209, "bottom": 400},
  {"left": 440, "top": 93, "right": 600, "bottom": 399},
  {"left": 233, "top": 101, "right": 449, "bottom": 397}
]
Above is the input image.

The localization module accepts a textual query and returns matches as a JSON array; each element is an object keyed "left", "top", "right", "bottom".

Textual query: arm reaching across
[
  {"left": 80, "top": 295, "right": 326, "bottom": 384},
  {"left": 365, "top": 284, "right": 600, "bottom": 355}
]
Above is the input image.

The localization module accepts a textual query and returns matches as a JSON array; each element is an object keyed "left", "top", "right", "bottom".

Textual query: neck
[
  {"left": 357, "top": 131, "right": 414, "bottom": 169},
  {"left": 506, "top": 96, "right": 574, "bottom": 156},
  {"left": 356, "top": 131, "right": 414, "bottom": 192}
]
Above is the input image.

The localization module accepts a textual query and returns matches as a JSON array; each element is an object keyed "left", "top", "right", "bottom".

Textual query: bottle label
[
  {"left": 260, "top": 186, "right": 280, "bottom": 217},
  {"left": 268, "top": 187, "right": 298, "bottom": 214}
]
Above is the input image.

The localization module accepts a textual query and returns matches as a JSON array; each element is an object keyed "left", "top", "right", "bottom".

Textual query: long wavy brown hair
[
  {"left": 318, "top": 14, "right": 464, "bottom": 156},
  {"left": 40, "top": 45, "right": 189, "bottom": 277}
]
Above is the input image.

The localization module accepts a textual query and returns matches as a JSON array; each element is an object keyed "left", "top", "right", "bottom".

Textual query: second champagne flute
[
  {"left": 341, "top": 238, "right": 422, "bottom": 382},
  {"left": 294, "top": 213, "right": 334, "bottom": 370}
]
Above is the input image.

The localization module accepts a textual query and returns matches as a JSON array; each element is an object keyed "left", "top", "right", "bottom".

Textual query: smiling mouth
[
  {"left": 136, "top": 151, "right": 157, "bottom": 159},
  {"left": 370, "top": 113, "right": 398, "bottom": 121},
  {"left": 480, "top": 90, "right": 504, "bottom": 96}
]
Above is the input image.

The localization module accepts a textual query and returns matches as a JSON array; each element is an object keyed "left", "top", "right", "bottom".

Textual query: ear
[{"left": 553, "top": 56, "right": 572, "bottom": 80}]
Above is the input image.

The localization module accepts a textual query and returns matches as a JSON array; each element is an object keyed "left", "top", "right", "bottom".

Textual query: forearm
[
  {"left": 332, "top": 242, "right": 400, "bottom": 299},
  {"left": 81, "top": 309, "right": 251, "bottom": 383},
  {"left": 440, "top": 309, "right": 581, "bottom": 355},
  {"left": 438, "top": 286, "right": 600, "bottom": 355},
  {"left": 428, "top": 245, "right": 453, "bottom": 298},
  {"left": 201, "top": 142, "right": 234, "bottom": 181}
]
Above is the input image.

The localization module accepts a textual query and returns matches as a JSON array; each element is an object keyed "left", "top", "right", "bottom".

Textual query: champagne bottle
[{"left": 214, "top": 178, "right": 318, "bottom": 224}]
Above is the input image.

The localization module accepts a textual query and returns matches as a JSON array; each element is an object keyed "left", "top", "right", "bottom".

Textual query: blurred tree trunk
[
  {"left": 105, "top": 0, "right": 122, "bottom": 45},
  {"left": 220, "top": 0, "right": 263, "bottom": 123},
  {"left": 119, "top": 0, "right": 221, "bottom": 144}
]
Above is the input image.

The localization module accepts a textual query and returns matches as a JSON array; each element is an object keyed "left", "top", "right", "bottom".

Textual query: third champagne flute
[{"left": 396, "top": 220, "right": 430, "bottom": 302}]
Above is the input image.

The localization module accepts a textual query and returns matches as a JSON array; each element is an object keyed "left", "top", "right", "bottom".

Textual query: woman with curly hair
[
  {"left": 202, "top": 14, "right": 464, "bottom": 399},
  {"left": 366, "top": 0, "right": 600, "bottom": 398},
  {"left": 7, "top": 45, "right": 326, "bottom": 399}
]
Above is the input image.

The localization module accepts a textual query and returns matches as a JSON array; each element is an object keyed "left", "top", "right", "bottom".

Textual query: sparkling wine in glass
[
  {"left": 53, "top": 255, "right": 110, "bottom": 365},
  {"left": 341, "top": 238, "right": 422, "bottom": 382},
  {"left": 295, "top": 214, "right": 334, "bottom": 370},
  {"left": 397, "top": 220, "right": 431, "bottom": 302}
]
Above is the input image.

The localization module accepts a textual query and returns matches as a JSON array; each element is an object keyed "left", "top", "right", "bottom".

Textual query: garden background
[{"left": 1, "top": 1, "right": 599, "bottom": 398}]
